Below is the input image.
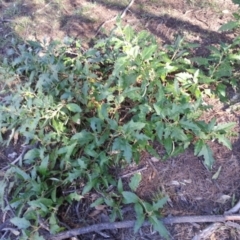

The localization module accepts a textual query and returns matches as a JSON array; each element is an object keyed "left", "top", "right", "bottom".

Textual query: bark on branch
[{"left": 49, "top": 214, "right": 240, "bottom": 240}]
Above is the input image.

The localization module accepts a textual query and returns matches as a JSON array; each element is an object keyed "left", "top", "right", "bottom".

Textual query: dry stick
[
  {"left": 2, "top": 143, "right": 39, "bottom": 171},
  {"left": 224, "top": 199, "right": 240, "bottom": 215},
  {"left": 193, "top": 200, "right": 240, "bottom": 240},
  {"left": 49, "top": 215, "right": 240, "bottom": 240},
  {"left": 192, "top": 223, "right": 223, "bottom": 240},
  {"left": 95, "top": 0, "right": 135, "bottom": 36},
  {"left": 120, "top": 166, "right": 148, "bottom": 178}
]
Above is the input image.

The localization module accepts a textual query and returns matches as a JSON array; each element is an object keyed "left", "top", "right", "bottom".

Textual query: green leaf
[
  {"left": 123, "top": 25, "right": 134, "bottom": 42},
  {"left": 191, "top": 57, "right": 209, "bottom": 66},
  {"left": 134, "top": 202, "right": 144, "bottom": 215},
  {"left": 13, "top": 167, "right": 30, "bottom": 181},
  {"left": 104, "top": 197, "right": 115, "bottom": 207},
  {"left": 117, "top": 179, "right": 123, "bottom": 193},
  {"left": 149, "top": 215, "right": 169, "bottom": 239},
  {"left": 129, "top": 173, "right": 142, "bottom": 191},
  {"left": 217, "top": 135, "right": 232, "bottom": 150},
  {"left": 66, "top": 103, "right": 82, "bottom": 113},
  {"left": 28, "top": 198, "right": 53, "bottom": 212},
  {"left": 98, "top": 103, "right": 109, "bottom": 120},
  {"left": 71, "top": 130, "right": 93, "bottom": 145},
  {"left": 180, "top": 120, "right": 201, "bottom": 135},
  {"left": 67, "top": 192, "right": 83, "bottom": 201},
  {"left": 162, "top": 138, "right": 173, "bottom": 156},
  {"left": 207, "top": 118, "right": 216, "bottom": 132},
  {"left": 90, "top": 197, "right": 104, "bottom": 208},
  {"left": 153, "top": 103, "right": 162, "bottom": 115},
  {"left": 122, "top": 141, "right": 132, "bottom": 163},
  {"left": 214, "top": 122, "right": 235, "bottom": 132},
  {"left": 197, "top": 143, "right": 215, "bottom": 169},
  {"left": 171, "top": 126, "right": 188, "bottom": 141},
  {"left": 156, "top": 121, "right": 164, "bottom": 140},
  {"left": 212, "top": 166, "right": 222, "bottom": 180},
  {"left": 122, "top": 191, "right": 139, "bottom": 204},
  {"left": 49, "top": 213, "right": 62, "bottom": 234},
  {"left": 31, "top": 232, "right": 45, "bottom": 240},
  {"left": 67, "top": 168, "right": 81, "bottom": 182},
  {"left": 176, "top": 72, "right": 193, "bottom": 82},
  {"left": 71, "top": 113, "right": 81, "bottom": 124},
  {"left": 113, "top": 56, "right": 128, "bottom": 76},
  {"left": 38, "top": 155, "right": 49, "bottom": 176},
  {"left": 141, "top": 45, "right": 157, "bottom": 60},
  {"left": 23, "top": 148, "right": 40, "bottom": 162},
  {"left": 82, "top": 179, "right": 97, "bottom": 195},
  {"left": 134, "top": 203, "right": 145, "bottom": 233},
  {"left": 194, "top": 140, "right": 204, "bottom": 155},
  {"left": 127, "top": 46, "right": 140, "bottom": 59},
  {"left": 0, "top": 180, "right": 7, "bottom": 209},
  {"left": 58, "top": 142, "right": 77, "bottom": 160},
  {"left": 122, "top": 87, "right": 141, "bottom": 100},
  {"left": 147, "top": 145, "right": 161, "bottom": 159},
  {"left": 141, "top": 200, "right": 153, "bottom": 213},
  {"left": 112, "top": 138, "right": 132, "bottom": 163},
  {"left": 52, "top": 118, "right": 65, "bottom": 133},
  {"left": 10, "top": 217, "right": 31, "bottom": 229},
  {"left": 89, "top": 117, "right": 103, "bottom": 132},
  {"left": 122, "top": 120, "right": 145, "bottom": 133},
  {"left": 219, "top": 21, "right": 239, "bottom": 31},
  {"left": 152, "top": 197, "right": 168, "bottom": 211},
  {"left": 51, "top": 188, "right": 57, "bottom": 202}
]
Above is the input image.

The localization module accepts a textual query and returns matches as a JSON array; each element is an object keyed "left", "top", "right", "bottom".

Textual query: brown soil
[{"left": 1, "top": 0, "right": 240, "bottom": 240}]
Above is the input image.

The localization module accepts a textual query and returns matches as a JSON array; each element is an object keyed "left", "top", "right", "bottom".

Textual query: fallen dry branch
[
  {"left": 224, "top": 199, "right": 240, "bottom": 215},
  {"left": 95, "top": 0, "right": 135, "bottom": 36},
  {"left": 49, "top": 214, "right": 240, "bottom": 240}
]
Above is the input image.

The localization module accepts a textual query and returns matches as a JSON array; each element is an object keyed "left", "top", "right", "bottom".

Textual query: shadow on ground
[{"left": 0, "top": 0, "right": 237, "bottom": 58}]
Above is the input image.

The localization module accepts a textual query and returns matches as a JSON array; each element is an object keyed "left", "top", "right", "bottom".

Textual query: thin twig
[
  {"left": 35, "top": 1, "right": 52, "bottom": 13},
  {"left": 192, "top": 223, "right": 222, "bottom": 240},
  {"left": 0, "top": 230, "right": 9, "bottom": 240},
  {"left": 0, "top": 19, "right": 14, "bottom": 23},
  {"left": 146, "top": 158, "right": 159, "bottom": 176},
  {"left": 49, "top": 214, "right": 240, "bottom": 240},
  {"left": 95, "top": 0, "right": 135, "bottom": 36},
  {"left": 2, "top": 143, "right": 39, "bottom": 171},
  {"left": 224, "top": 199, "right": 240, "bottom": 215},
  {"left": 120, "top": 166, "right": 148, "bottom": 178},
  {"left": 4, "top": 197, "right": 15, "bottom": 217}
]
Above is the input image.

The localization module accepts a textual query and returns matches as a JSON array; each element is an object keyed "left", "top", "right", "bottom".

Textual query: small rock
[{"left": 8, "top": 152, "right": 17, "bottom": 159}]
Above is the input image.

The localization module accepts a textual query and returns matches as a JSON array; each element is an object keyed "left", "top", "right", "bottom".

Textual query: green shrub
[{"left": 0, "top": 22, "right": 237, "bottom": 238}]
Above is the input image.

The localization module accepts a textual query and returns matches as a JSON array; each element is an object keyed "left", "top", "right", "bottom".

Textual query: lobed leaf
[
  {"left": 122, "top": 191, "right": 139, "bottom": 204},
  {"left": 10, "top": 217, "right": 31, "bottom": 229},
  {"left": 129, "top": 173, "right": 142, "bottom": 192}
]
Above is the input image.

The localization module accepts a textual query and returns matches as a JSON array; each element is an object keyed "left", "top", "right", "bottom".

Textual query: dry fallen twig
[
  {"left": 95, "top": 0, "right": 135, "bottom": 36},
  {"left": 224, "top": 199, "right": 240, "bottom": 215},
  {"left": 49, "top": 214, "right": 240, "bottom": 240},
  {"left": 193, "top": 199, "right": 240, "bottom": 239},
  {"left": 2, "top": 143, "right": 39, "bottom": 171},
  {"left": 119, "top": 166, "right": 147, "bottom": 178}
]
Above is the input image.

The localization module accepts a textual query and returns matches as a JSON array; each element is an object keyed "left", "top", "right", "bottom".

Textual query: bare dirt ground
[{"left": 1, "top": 0, "right": 240, "bottom": 239}]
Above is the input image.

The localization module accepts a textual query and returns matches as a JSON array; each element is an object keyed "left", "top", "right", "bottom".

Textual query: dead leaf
[
  {"left": 151, "top": 157, "right": 159, "bottom": 162},
  {"left": 95, "top": 205, "right": 106, "bottom": 210},
  {"left": 183, "top": 179, "right": 192, "bottom": 184},
  {"left": 89, "top": 210, "right": 101, "bottom": 218},
  {"left": 13, "top": 131, "right": 19, "bottom": 145},
  {"left": 216, "top": 195, "right": 231, "bottom": 204},
  {"left": 1, "top": 127, "right": 7, "bottom": 134},
  {"left": 212, "top": 166, "right": 222, "bottom": 180}
]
